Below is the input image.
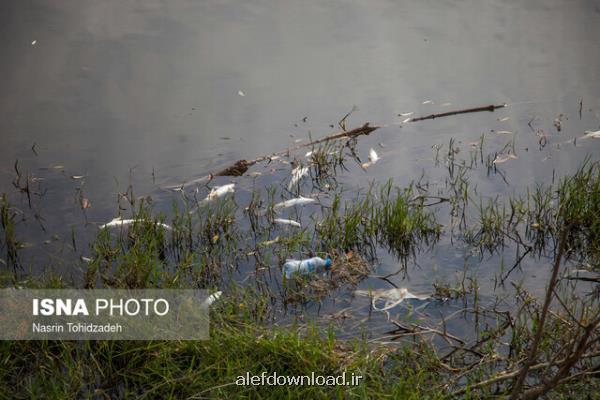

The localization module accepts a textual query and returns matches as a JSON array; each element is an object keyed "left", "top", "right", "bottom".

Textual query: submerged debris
[{"left": 354, "top": 287, "right": 430, "bottom": 311}]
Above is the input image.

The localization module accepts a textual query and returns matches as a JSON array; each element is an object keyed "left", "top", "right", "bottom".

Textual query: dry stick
[
  {"left": 407, "top": 104, "right": 507, "bottom": 123},
  {"left": 510, "top": 225, "right": 569, "bottom": 398},
  {"left": 450, "top": 351, "right": 600, "bottom": 397},
  {"left": 520, "top": 316, "right": 600, "bottom": 400}
]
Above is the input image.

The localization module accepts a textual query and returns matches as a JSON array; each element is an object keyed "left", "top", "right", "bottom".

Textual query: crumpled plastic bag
[{"left": 354, "top": 288, "right": 430, "bottom": 311}]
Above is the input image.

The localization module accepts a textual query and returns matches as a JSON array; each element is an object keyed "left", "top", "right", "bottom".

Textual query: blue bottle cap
[{"left": 324, "top": 258, "right": 332, "bottom": 269}]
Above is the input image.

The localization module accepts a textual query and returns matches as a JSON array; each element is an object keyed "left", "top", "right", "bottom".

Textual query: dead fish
[
  {"left": 237, "top": 90, "right": 245, "bottom": 97},
  {"left": 361, "top": 148, "right": 381, "bottom": 169},
  {"left": 496, "top": 130, "right": 513, "bottom": 135},
  {"left": 493, "top": 154, "right": 518, "bottom": 164},
  {"left": 422, "top": 100, "right": 434, "bottom": 105},
  {"left": 205, "top": 183, "right": 235, "bottom": 202},
  {"left": 202, "top": 291, "right": 222, "bottom": 307},
  {"left": 402, "top": 117, "right": 412, "bottom": 124},
  {"left": 398, "top": 112, "right": 413, "bottom": 117},
  {"left": 71, "top": 175, "right": 85, "bottom": 180},
  {"left": 288, "top": 166, "right": 309, "bottom": 190},
  {"left": 305, "top": 151, "right": 313, "bottom": 158},
  {"left": 440, "top": 102, "right": 452, "bottom": 107},
  {"left": 583, "top": 130, "right": 600, "bottom": 139},
  {"left": 31, "top": 40, "right": 36, "bottom": 45},
  {"left": 368, "top": 148, "right": 379, "bottom": 164},
  {"left": 498, "top": 117, "right": 510, "bottom": 122},
  {"left": 274, "top": 218, "right": 301, "bottom": 228},
  {"left": 80, "top": 256, "right": 93, "bottom": 263},
  {"left": 354, "top": 288, "right": 430, "bottom": 311},
  {"left": 260, "top": 236, "right": 280, "bottom": 247},
  {"left": 274, "top": 196, "right": 316, "bottom": 209},
  {"left": 99, "top": 217, "right": 172, "bottom": 230}
]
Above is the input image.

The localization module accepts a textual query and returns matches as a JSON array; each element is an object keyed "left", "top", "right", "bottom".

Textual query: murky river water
[{"left": 1, "top": 0, "right": 600, "bottom": 339}]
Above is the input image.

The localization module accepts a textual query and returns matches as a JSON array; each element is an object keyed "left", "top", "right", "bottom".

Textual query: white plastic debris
[
  {"left": 31, "top": 40, "right": 37, "bottom": 45},
  {"left": 202, "top": 291, "right": 222, "bottom": 307},
  {"left": 288, "top": 166, "right": 309, "bottom": 190},
  {"left": 238, "top": 90, "right": 245, "bottom": 97},
  {"left": 354, "top": 288, "right": 430, "bottom": 311},
  {"left": 274, "top": 196, "right": 316, "bottom": 209},
  {"left": 205, "top": 184, "right": 235, "bottom": 202},
  {"left": 283, "top": 257, "right": 331, "bottom": 279},
  {"left": 99, "top": 217, "right": 172, "bottom": 230},
  {"left": 274, "top": 218, "right": 301, "bottom": 228}
]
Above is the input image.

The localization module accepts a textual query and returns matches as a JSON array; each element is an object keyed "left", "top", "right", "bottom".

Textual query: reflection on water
[{"left": 1, "top": 0, "right": 600, "bottom": 337}]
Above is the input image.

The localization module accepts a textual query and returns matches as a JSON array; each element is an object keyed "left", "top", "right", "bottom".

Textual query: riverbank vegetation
[{"left": 1, "top": 125, "right": 599, "bottom": 398}]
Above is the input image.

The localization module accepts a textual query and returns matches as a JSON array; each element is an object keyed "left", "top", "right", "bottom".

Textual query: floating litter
[{"left": 355, "top": 288, "right": 430, "bottom": 311}]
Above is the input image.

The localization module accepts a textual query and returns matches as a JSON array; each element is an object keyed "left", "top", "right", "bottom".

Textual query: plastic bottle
[{"left": 283, "top": 257, "right": 332, "bottom": 279}]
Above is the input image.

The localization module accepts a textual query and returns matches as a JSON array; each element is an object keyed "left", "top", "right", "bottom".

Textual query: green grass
[{"left": 0, "top": 311, "right": 446, "bottom": 399}]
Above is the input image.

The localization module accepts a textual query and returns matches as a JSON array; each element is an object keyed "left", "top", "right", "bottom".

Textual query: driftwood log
[
  {"left": 164, "top": 123, "right": 379, "bottom": 189},
  {"left": 214, "top": 123, "right": 379, "bottom": 177}
]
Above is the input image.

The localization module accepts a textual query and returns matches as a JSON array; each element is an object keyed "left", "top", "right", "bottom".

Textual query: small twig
[
  {"left": 510, "top": 225, "right": 569, "bottom": 398},
  {"left": 500, "top": 246, "right": 532, "bottom": 284},
  {"left": 451, "top": 351, "right": 600, "bottom": 397},
  {"left": 338, "top": 106, "right": 358, "bottom": 131},
  {"left": 408, "top": 104, "right": 507, "bottom": 123}
]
